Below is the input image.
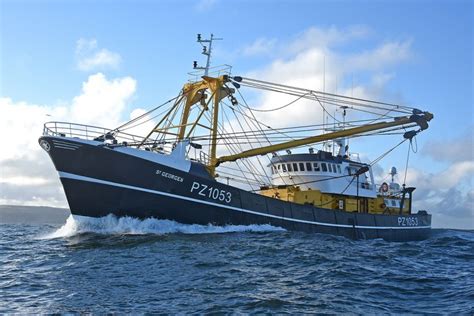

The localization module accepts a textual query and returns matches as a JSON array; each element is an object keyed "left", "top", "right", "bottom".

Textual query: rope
[
  {"left": 403, "top": 138, "right": 412, "bottom": 186},
  {"left": 238, "top": 76, "right": 416, "bottom": 113},
  {"left": 370, "top": 138, "right": 409, "bottom": 166},
  {"left": 239, "top": 92, "right": 311, "bottom": 112}
]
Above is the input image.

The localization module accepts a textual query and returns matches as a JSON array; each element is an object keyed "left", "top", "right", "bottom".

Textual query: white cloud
[
  {"left": 405, "top": 162, "right": 474, "bottom": 194},
  {"left": 241, "top": 26, "right": 413, "bottom": 128},
  {"left": 371, "top": 72, "right": 395, "bottom": 88},
  {"left": 76, "top": 38, "right": 98, "bottom": 53},
  {"left": 0, "top": 73, "right": 137, "bottom": 206},
  {"left": 76, "top": 38, "right": 122, "bottom": 71},
  {"left": 70, "top": 73, "right": 136, "bottom": 127},
  {"left": 404, "top": 164, "right": 474, "bottom": 229},
  {"left": 124, "top": 108, "right": 158, "bottom": 137},
  {"left": 286, "top": 25, "right": 371, "bottom": 54},
  {"left": 371, "top": 158, "right": 473, "bottom": 229},
  {"left": 242, "top": 38, "right": 277, "bottom": 56},
  {"left": 195, "top": 0, "right": 217, "bottom": 11},
  {"left": 422, "top": 129, "right": 474, "bottom": 163},
  {"left": 396, "top": 130, "right": 474, "bottom": 229},
  {"left": 347, "top": 40, "right": 412, "bottom": 71}
]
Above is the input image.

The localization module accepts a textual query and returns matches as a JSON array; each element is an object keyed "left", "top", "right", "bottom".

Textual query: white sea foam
[{"left": 43, "top": 214, "right": 285, "bottom": 239}]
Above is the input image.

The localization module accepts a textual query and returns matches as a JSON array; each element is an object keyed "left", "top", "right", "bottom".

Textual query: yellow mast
[
  {"left": 209, "top": 78, "right": 221, "bottom": 177},
  {"left": 176, "top": 75, "right": 231, "bottom": 176},
  {"left": 138, "top": 34, "right": 230, "bottom": 177},
  {"left": 177, "top": 80, "right": 210, "bottom": 140}
]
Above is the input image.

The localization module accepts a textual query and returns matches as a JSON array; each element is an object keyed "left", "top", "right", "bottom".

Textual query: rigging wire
[
  {"left": 121, "top": 106, "right": 179, "bottom": 132},
  {"left": 238, "top": 77, "right": 416, "bottom": 113},
  {"left": 403, "top": 138, "right": 413, "bottom": 186},
  {"left": 225, "top": 105, "right": 269, "bottom": 185},
  {"left": 114, "top": 95, "right": 181, "bottom": 131},
  {"left": 369, "top": 138, "right": 409, "bottom": 166},
  {"left": 234, "top": 89, "right": 300, "bottom": 188},
  {"left": 111, "top": 74, "right": 426, "bottom": 194},
  {"left": 203, "top": 107, "right": 265, "bottom": 187},
  {"left": 239, "top": 92, "right": 312, "bottom": 112},
  {"left": 219, "top": 106, "right": 264, "bottom": 187}
]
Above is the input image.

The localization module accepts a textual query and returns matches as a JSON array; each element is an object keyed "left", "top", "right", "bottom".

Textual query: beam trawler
[{"left": 39, "top": 34, "right": 433, "bottom": 241}]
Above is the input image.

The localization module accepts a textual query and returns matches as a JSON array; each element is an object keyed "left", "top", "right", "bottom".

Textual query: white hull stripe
[{"left": 58, "top": 171, "right": 431, "bottom": 230}]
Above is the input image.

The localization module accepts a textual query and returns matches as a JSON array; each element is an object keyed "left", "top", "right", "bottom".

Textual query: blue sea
[{"left": 1, "top": 208, "right": 473, "bottom": 314}]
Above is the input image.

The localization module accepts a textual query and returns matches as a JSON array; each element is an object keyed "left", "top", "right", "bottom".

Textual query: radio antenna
[{"left": 193, "top": 33, "right": 223, "bottom": 76}]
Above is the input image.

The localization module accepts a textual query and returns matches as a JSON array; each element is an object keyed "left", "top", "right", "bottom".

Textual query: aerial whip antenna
[{"left": 193, "top": 33, "right": 223, "bottom": 76}]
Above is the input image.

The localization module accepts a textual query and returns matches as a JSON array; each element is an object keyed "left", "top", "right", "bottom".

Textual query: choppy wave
[
  {"left": 2, "top": 214, "right": 473, "bottom": 314},
  {"left": 43, "top": 214, "right": 285, "bottom": 239}
]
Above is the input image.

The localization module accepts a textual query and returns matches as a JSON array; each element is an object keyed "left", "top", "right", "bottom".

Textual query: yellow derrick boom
[{"left": 214, "top": 112, "right": 433, "bottom": 167}]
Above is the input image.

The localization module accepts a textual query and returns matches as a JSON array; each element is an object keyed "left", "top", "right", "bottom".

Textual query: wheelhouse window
[
  {"left": 348, "top": 167, "right": 359, "bottom": 175},
  {"left": 306, "top": 162, "right": 312, "bottom": 171},
  {"left": 282, "top": 164, "right": 287, "bottom": 172},
  {"left": 321, "top": 163, "right": 328, "bottom": 172},
  {"left": 313, "top": 162, "right": 320, "bottom": 171},
  {"left": 293, "top": 163, "right": 298, "bottom": 171},
  {"left": 287, "top": 163, "right": 293, "bottom": 172},
  {"left": 277, "top": 164, "right": 281, "bottom": 171},
  {"left": 299, "top": 163, "right": 305, "bottom": 171},
  {"left": 337, "top": 165, "right": 342, "bottom": 173},
  {"left": 328, "top": 164, "right": 333, "bottom": 173}
]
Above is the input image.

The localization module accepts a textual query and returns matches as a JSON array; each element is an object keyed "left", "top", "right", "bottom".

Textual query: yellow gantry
[
  {"left": 177, "top": 76, "right": 233, "bottom": 176},
  {"left": 143, "top": 74, "right": 433, "bottom": 179}
]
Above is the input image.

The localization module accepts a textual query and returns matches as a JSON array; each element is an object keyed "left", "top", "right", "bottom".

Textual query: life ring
[{"left": 380, "top": 182, "right": 389, "bottom": 193}]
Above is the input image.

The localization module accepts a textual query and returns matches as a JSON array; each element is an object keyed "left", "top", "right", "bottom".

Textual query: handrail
[
  {"left": 187, "top": 64, "right": 232, "bottom": 83},
  {"left": 42, "top": 121, "right": 147, "bottom": 145}
]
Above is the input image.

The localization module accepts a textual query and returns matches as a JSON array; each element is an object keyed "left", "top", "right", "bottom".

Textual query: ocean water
[{"left": 1, "top": 212, "right": 473, "bottom": 314}]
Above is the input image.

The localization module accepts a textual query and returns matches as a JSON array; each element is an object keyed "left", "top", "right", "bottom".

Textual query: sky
[{"left": 0, "top": 0, "right": 472, "bottom": 229}]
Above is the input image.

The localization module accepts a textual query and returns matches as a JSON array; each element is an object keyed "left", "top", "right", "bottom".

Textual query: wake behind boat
[{"left": 39, "top": 34, "right": 433, "bottom": 241}]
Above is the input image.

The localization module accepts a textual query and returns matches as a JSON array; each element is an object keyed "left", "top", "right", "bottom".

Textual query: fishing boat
[{"left": 39, "top": 34, "right": 433, "bottom": 241}]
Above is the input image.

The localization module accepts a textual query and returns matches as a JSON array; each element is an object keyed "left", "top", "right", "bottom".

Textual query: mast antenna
[{"left": 193, "top": 33, "right": 223, "bottom": 76}]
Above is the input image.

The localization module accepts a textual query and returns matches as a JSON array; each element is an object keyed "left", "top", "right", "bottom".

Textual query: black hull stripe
[
  {"left": 54, "top": 145, "right": 77, "bottom": 150},
  {"left": 58, "top": 171, "right": 431, "bottom": 230},
  {"left": 52, "top": 141, "right": 81, "bottom": 148}
]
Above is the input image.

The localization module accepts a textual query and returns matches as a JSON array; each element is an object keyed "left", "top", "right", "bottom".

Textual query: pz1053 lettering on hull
[{"left": 190, "top": 181, "right": 232, "bottom": 203}]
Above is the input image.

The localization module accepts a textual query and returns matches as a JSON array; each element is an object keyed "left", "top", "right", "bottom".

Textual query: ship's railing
[
  {"left": 187, "top": 64, "right": 232, "bottom": 83},
  {"left": 42, "top": 121, "right": 146, "bottom": 145}
]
